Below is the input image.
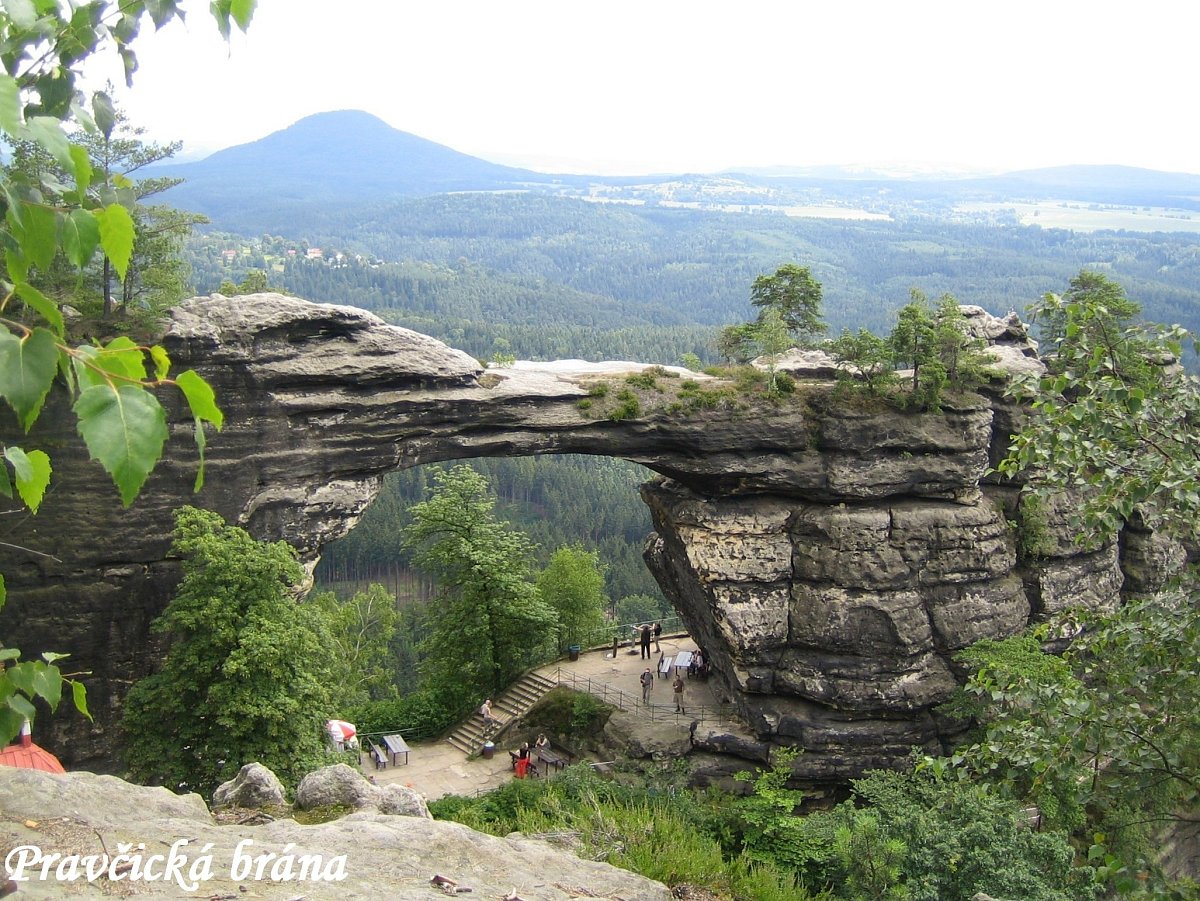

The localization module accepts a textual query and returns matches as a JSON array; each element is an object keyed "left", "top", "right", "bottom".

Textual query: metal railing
[
  {"left": 555, "top": 615, "right": 688, "bottom": 659},
  {"left": 549, "top": 668, "right": 735, "bottom": 726}
]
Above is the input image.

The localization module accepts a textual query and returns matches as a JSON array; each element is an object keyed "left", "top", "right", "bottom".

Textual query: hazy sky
[{"left": 92, "top": 0, "right": 1199, "bottom": 176}]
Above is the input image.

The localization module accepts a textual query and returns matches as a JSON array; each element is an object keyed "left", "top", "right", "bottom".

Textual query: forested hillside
[{"left": 189, "top": 193, "right": 1200, "bottom": 363}]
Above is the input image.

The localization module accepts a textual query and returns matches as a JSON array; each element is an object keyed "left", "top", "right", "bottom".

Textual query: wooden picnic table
[
  {"left": 537, "top": 748, "right": 567, "bottom": 772},
  {"left": 673, "top": 650, "right": 693, "bottom": 675},
  {"left": 382, "top": 733, "right": 410, "bottom": 766}
]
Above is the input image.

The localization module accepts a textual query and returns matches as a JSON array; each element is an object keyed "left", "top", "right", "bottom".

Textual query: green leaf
[
  {"left": 68, "top": 143, "right": 92, "bottom": 193},
  {"left": 0, "top": 74, "right": 22, "bottom": 136},
  {"left": 62, "top": 208, "right": 100, "bottom": 271},
  {"left": 74, "top": 383, "right": 168, "bottom": 506},
  {"left": 96, "top": 203, "right": 135, "bottom": 282},
  {"left": 0, "top": 461, "right": 9, "bottom": 498},
  {"left": 91, "top": 89, "right": 115, "bottom": 139},
  {"left": 15, "top": 281, "right": 64, "bottom": 336},
  {"left": 0, "top": 705, "right": 24, "bottom": 745},
  {"left": 93, "top": 336, "right": 149, "bottom": 382},
  {"left": 149, "top": 344, "right": 170, "bottom": 381},
  {"left": 118, "top": 46, "right": 138, "bottom": 87},
  {"left": 209, "top": 0, "right": 232, "bottom": 39},
  {"left": 0, "top": 327, "right": 59, "bottom": 431},
  {"left": 144, "top": 0, "right": 183, "bottom": 29},
  {"left": 25, "top": 116, "right": 73, "bottom": 171},
  {"left": 70, "top": 679, "right": 91, "bottom": 720},
  {"left": 230, "top": 0, "right": 256, "bottom": 30},
  {"left": 6, "top": 692, "right": 36, "bottom": 723},
  {"left": 32, "top": 665, "right": 62, "bottom": 710},
  {"left": 176, "top": 369, "right": 223, "bottom": 428},
  {"left": 4, "top": 447, "right": 51, "bottom": 513},
  {"left": 4, "top": 0, "right": 37, "bottom": 30},
  {"left": 17, "top": 200, "right": 58, "bottom": 272},
  {"left": 6, "top": 661, "right": 35, "bottom": 694}
]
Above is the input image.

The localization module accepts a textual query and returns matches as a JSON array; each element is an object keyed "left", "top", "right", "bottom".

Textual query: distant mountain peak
[{"left": 158, "top": 109, "right": 547, "bottom": 214}]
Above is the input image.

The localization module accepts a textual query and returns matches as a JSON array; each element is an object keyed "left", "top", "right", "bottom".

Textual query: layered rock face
[{"left": 0, "top": 295, "right": 1159, "bottom": 777}]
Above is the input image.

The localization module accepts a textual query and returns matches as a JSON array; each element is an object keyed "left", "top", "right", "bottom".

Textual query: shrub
[
  {"left": 625, "top": 371, "right": 660, "bottom": 390},
  {"left": 772, "top": 372, "right": 797, "bottom": 395},
  {"left": 608, "top": 389, "right": 641, "bottom": 421},
  {"left": 344, "top": 688, "right": 462, "bottom": 739}
]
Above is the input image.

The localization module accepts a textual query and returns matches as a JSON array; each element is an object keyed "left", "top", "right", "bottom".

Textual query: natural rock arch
[{"left": 0, "top": 294, "right": 1161, "bottom": 775}]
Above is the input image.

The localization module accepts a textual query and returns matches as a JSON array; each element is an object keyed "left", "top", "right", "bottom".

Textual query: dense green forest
[
  {"left": 314, "top": 455, "right": 666, "bottom": 609},
  {"left": 187, "top": 193, "right": 1200, "bottom": 363}
]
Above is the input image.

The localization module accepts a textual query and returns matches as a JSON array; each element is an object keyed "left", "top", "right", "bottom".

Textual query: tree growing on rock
[
  {"left": 750, "top": 263, "right": 826, "bottom": 345},
  {"left": 122, "top": 507, "right": 335, "bottom": 795},
  {"left": 716, "top": 263, "right": 826, "bottom": 364}
]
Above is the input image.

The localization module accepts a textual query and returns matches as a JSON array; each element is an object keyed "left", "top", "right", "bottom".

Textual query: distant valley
[{"left": 167, "top": 110, "right": 1200, "bottom": 365}]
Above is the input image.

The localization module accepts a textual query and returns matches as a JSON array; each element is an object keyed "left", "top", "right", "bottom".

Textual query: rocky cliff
[{"left": 0, "top": 295, "right": 1174, "bottom": 778}]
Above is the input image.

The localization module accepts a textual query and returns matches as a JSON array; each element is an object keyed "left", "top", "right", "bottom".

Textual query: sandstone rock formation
[
  {"left": 294, "top": 763, "right": 431, "bottom": 818},
  {"left": 213, "top": 762, "right": 286, "bottom": 809},
  {"left": 0, "top": 294, "right": 1150, "bottom": 779},
  {"left": 0, "top": 767, "right": 668, "bottom": 899}
]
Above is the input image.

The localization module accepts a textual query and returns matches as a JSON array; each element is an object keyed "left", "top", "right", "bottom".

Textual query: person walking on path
[
  {"left": 640, "top": 624, "right": 652, "bottom": 659},
  {"left": 640, "top": 667, "right": 654, "bottom": 704},
  {"left": 653, "top": 622, "right": 662, "bottom": 652},
  {"left": 480, "top": 699, "right": 499, "bottom": 731},
  {"left": 672, "top": 675, "right": 686, "bottom": 713}
]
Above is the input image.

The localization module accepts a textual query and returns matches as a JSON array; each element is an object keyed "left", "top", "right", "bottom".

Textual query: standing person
[
  {"left": 652, "top": 622, "right": 662, "bottom": 652},
  {"left": 672, "top": 674, "right": 686, "bottom": 713},
  {"left": 640, "top": 624, "right": 652, "bottom": 660},
  {"left": 640, "top": 667, "right": 654, "bottom": 704}
]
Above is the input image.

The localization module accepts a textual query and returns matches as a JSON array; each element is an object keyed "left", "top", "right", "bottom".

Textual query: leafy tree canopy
[
  {"left": 536, "top": 543, "right": 609, "bottom": 651},
  {"left": 749, "top": 262, "right": 826, "bottom": 344},
  {"left": 122, "top": 506, "right": 335, "bottom": 795},
  {"left": 403, "top": 465, "right": 558, "bottom": 704}
]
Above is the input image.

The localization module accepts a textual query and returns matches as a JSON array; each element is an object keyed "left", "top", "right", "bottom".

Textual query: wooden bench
[
  {"left": 368, "top": 740, "right": 388, "bottom": 770},
  {"left": 658, "top": 655, "right": 674, "bottom": 678}
]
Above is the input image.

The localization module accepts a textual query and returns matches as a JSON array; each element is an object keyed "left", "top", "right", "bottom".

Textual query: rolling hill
[{"left": 157, "top": 109, "right": 562, "bottom": 220}]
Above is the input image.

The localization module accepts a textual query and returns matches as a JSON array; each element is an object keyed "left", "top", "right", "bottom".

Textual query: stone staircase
[{"left": 446, "top": 671, "right": 557, "bottom": 755}]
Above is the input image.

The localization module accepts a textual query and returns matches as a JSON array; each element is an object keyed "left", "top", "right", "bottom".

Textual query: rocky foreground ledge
[{"left": 0, "top": 767, "right": 669, "bottom": 900}]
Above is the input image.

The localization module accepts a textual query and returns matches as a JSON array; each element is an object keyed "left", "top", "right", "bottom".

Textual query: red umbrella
[{"left": 326, "top": 719, "right": 356, "bottom": 742}]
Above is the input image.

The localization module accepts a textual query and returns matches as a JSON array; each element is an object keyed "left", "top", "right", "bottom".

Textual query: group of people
[
  {"left": 639, "top": 666, "right": 688, "bottom": 713},
  {"left": 636, "top": 622, "right": 662, "bottom": 659},
  {"left": 513, "top": 733, "right": 549, "bottom": 777}
]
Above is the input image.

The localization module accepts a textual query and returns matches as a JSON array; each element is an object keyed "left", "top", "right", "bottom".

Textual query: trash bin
[
  {"left": 568, "top": 645, "right": 581, "bottom": 661},
  {"left": 481, "top": 741, "right": 495, "bottom": 759}
]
